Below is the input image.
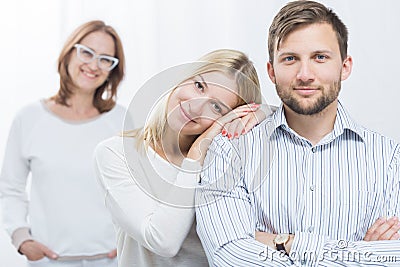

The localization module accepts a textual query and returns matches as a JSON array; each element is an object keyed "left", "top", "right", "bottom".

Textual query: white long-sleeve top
[
  {"left": 0, "top": 100, "right": 127, "bottom": 256},
  {"left": 94, "top": 136, "right": 208, "bottom": 267}
]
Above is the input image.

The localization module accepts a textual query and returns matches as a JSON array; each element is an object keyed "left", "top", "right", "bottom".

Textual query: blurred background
[{"left": 1, "top": 0, "right": 400, "bottom": 265}]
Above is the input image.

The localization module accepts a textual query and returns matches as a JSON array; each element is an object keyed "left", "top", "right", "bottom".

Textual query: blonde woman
[{"left": 94, "top": 49, "right": 268, "bottom": 266}]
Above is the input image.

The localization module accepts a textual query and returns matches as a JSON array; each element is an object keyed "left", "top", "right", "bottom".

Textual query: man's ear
[
  {"left": 341, "top": 55, "right": 353, "bottom": 81},
  {"left": 267, "top": 61, "right": 276, "bottom": 84}
]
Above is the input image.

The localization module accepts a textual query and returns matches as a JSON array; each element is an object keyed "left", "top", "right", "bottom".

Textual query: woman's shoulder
[
  {"left": 106, "top": 104, "right": 127, "bottom": 117},
  {"left": 95, "top": 135, "right": 140, "bottom": 162},
  {"left": 95, "top": 135, "right": 124, "bottom": 156},
  {"left": 94, "top": 136, "right": 145, "bottom": 181},
  {"left": 101, "top": 104, "right": 135, "bottom": 129},
  {"left": 16, "top": 100, "right": 45, "bottom": 117},
  {"left": 11, "top": 100, "right": 47, "bottom": 129}
]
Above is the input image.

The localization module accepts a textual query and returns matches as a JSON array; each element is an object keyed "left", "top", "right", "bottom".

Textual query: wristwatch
[{"left": 273, "top": 233, "right": 290, "bottom": 255}]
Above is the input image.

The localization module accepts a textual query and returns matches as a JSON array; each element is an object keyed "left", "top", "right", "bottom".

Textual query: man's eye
[
  {"left": 315, "top": 54, "right": 327, "bottom": 61},
  {"left": 284, "top": 56, "right": 295, "bottom": 61}
]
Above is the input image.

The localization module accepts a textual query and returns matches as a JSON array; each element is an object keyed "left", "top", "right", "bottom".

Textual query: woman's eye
[
  {"left": 194, "top": 81, "right": 204, "bottom": 91},
  {"left": 82, "top": 50, "right": 94, "bottom": 59},
  {"left": 100, "top": 58, "right": 112, "bottom": 64},
  {"left": 211, "top": 102, "right": 222, "bottom": 114}
]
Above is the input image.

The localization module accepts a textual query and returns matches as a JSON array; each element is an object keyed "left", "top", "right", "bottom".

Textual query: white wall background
[{"left": 1, "top": 0, "right": 399, "bottom": 265}]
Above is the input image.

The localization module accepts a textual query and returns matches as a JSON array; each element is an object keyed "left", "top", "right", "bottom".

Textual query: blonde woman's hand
[
  {"left": 222, "top": 103, "right": 267, "bottom": 139},
  {"left": 187, "top": 103, "right": 259, "bottom": 164}
]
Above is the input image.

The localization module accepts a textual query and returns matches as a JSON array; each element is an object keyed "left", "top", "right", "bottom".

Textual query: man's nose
[{"left": 296, "top": 61, "right": 315, "bottom": 82}]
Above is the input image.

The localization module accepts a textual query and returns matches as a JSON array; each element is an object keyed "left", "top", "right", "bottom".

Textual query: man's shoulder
[
  {"left": 355, "top": 124, "right": 399, "bottom": 147},
  {"left": 209, "top": 118, "right": 273, "bottom": 158}
]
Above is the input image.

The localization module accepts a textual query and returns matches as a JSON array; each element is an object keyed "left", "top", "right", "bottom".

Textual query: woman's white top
[
  {"left": 94, "top": 136, "right": 207, "bottom": 266},
  {"left": 0, "top": 100, "right": 127, "bottom": 257}
]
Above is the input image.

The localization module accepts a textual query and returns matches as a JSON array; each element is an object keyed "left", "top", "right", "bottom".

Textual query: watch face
[{"left": 274, "top": 234, "right": 289, "bottom": 244}]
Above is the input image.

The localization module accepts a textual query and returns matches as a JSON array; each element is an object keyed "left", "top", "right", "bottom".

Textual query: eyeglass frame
[{"left": 73, "top": 44, "right": 119, "bottom": 71}]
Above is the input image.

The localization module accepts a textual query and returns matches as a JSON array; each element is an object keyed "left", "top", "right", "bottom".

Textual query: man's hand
[
  {"left": 255, "top": 231, "right": 294, "bottom": 253},
  {"left": 19, "top": 240, "right": 58, "bottom": 261},
  {"left": 364, "top": 217, "right": 400, "bottom": 241}
]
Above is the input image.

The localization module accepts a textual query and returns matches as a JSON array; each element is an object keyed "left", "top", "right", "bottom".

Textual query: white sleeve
[
  {"left": 0, "top": 113, "right": 33, "bottom": 249},
  {"left": 94, "top": 139, "right": 200, "bottom": 257}
]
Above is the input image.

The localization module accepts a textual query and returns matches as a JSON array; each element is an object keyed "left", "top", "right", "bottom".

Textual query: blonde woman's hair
[{"left": 128, "top": 49, "right": 261, "bottom": 150}]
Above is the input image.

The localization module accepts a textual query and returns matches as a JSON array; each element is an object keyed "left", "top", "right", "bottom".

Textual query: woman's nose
[
  {"left": 87, "top": 59, "right": 99, "bottom": 71},
  {"left": 188, "top": 97, "right": 208, "bottom": 117}
]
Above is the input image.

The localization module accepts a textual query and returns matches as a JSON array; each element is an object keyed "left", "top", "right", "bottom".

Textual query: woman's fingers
[
  {"left": 223, "top": 120, "right": 242, "bottom": 139},
  {"left": 242, "top": 109, "right": 265, "bottom": 134},
  {"left": 222, "top": 103, "right": 260, "bottom": 120},
  {"left": 222, "top": 106, "right": 266, "bottom": 139},
  {"left": 187, "top": 103, "right": 262, "bottom": 163}
]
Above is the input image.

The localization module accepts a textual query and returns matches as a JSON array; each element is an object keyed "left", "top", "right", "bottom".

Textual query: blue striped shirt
[{"left": 196, "top": 102, "right": 400, "bottom": 266}]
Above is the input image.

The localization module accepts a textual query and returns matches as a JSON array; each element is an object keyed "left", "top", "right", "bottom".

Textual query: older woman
[{"left": 0, "top": 20, "right": 126, "bottom": 267}]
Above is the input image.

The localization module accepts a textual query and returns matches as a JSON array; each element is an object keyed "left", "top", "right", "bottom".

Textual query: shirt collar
[{"left": 269, "top": 101, "right": 365, "bottom": 143}]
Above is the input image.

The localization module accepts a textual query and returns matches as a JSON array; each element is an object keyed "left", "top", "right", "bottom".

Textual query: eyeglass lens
[{"left": 75, "top": 44, "right": 118, "bottom": 71}]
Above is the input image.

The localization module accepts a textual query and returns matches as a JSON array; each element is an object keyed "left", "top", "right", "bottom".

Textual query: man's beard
[{"left": 276, "top": 80, "right": 341, "bottom": 115}]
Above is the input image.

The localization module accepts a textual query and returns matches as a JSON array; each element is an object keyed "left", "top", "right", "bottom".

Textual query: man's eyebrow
[
  {"left": 277, "top": 50, "right": 333, "bottom": 57},
  {"left": 276, "top": 51, "right": 298, "bottom": 58},
  {"left": 313, "top": 50, "right": 334, "bottom": 55}
]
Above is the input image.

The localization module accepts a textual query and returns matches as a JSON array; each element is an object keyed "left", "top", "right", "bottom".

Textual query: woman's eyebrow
[{"left": 197, "top": 74, "right": 209, "bottom": 89}]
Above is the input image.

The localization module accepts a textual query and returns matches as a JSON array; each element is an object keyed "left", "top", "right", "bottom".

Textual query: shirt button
[
  {"left": 311, "top": 147, "right": 316, "bottom": 153},
  {"left": 301, "top": 259, "right": 306, "bottom": 265},
  {"left": 310, "top": 185, "right": 315, "bottom": 191},
  {"left": 308, "top": 226, "right": 314, "bottom": 232}
]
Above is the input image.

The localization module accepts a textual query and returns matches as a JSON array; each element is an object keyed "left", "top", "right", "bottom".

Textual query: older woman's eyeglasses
[{"left": 74, "top": 44, "right": 119, "bottom": 71}]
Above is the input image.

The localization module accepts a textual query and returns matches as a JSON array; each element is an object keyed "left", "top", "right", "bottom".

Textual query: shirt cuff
[
  {"left": 12, "top": 227, "right": 33, "bottom": 252},
  {"left": 290, "top": 231, "right": 325, "bottom": 266}
]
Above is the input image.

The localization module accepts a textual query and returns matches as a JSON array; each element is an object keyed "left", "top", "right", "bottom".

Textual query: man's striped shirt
[{"left": 196, "top": 102, "right": 400, "bottom": 266}]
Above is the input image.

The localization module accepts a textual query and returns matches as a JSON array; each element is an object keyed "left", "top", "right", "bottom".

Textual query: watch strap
[{"left": 276, "top": 243, "right": 287, "bottom": 254}]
